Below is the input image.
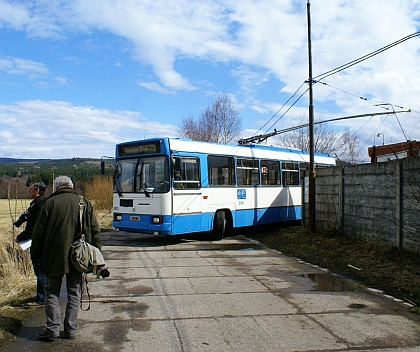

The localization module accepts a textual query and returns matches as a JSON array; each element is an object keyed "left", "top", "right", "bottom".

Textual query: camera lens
[
  {"left": 14, "top": 213, "right": 28, "bottom": 228},
  {"left": 100, "top": 268, "right": 110, "bottom": 278}
]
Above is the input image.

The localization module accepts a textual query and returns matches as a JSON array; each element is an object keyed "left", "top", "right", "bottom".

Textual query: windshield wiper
[
  {"left": 114, "top": 162, "right": 123, "bottom": 197},
  {"left": 139, "top": 162, "right": 151, "bottom": 198}
]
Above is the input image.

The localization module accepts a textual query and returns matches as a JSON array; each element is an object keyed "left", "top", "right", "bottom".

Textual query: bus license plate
[{"left": 130, "top": 216, "right": 140, "bottom": 221}]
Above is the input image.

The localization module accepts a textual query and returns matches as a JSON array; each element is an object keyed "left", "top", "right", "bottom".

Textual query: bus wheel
[{"left": 213, "top": 211, "right": 227, "bottom": 240}]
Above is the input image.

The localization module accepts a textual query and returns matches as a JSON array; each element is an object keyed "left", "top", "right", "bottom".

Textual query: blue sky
[{"left": 0, "top": 0, "right": 419, "bottom": 159}]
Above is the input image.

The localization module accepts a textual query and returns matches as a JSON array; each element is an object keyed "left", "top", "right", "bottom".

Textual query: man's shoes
[
  {"left": 64, "top": 332, "right": 77, "bottom": 340},
  {"left": 26, "top": 301, "right": 44, "bottom": 307},
  {"left": 38, "top": 330, "right": 59, "bottom": 342}
]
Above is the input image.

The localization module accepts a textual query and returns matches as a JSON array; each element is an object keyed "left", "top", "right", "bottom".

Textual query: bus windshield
[{"left": 115, "top": 156, "right": 169, "bottom": 194}]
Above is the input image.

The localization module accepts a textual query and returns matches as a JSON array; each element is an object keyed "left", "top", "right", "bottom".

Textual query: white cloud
[
  {"left": 55, "top": 76, "right": 71, "bottom": 85},
  {"left": 0, "top": 100, "right": 177, "bottom": 159},
  {"left": 137, "top": 81, "right": 175, "bottom": 94},
  {"left": 0, "top": 57, "right": 49, "bottom": 76},
  {"left": 231, "top": 66, "right": 269, "bottom": 94},
  {"left": 0, "top": 0, "right": 30, "bottom": 30}
]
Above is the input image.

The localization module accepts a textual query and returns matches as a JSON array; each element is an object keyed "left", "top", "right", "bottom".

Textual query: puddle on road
[{"left": 293, "top": 273, "right": 356, "bottom": 292}]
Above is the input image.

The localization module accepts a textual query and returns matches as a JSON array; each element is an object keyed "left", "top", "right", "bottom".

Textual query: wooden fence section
[{"left": 304, "top": 157, "right": 420, "bottom": 252}]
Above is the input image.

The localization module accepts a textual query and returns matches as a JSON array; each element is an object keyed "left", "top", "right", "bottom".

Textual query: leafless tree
[
  {"left": 275, "top": 115, "right": 364, "bottom": 164},
  {"left": 339, "top": 131, "right": 364, "bottom": 164},
  {"left": 179, "top": 93, "right": 241, "bottom": 144}
]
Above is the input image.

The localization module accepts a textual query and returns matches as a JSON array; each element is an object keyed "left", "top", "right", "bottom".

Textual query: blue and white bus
[{"left": 112, "top": 137, "right": 335, "bottom": 238}]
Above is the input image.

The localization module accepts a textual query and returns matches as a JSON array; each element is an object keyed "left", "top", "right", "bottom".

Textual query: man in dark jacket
[
  {"left": 32, "top": 175, "right": 101, "bottom": 341},
  {"left": 13, "top": 182, "right": 47, "bottom": 305}
]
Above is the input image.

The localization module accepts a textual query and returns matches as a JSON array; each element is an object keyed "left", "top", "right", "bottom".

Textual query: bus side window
[
  {"left": 282, "top": 162, "right": 300, "bottom": 185},
  {"left": 173, "top": 157, "right": 200, "bottom": 189},
  {"left": 237, "top": 158, "right": 259, "bottom": 186},
  {"left": 261, "top": 160, "right": 280, "bottom": 186},
  {"left": 208, "top": 156, "right": 235, "bottom": 186}
]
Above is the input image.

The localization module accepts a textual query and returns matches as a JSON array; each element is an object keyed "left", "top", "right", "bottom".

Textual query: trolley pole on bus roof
[{"left": 307, "top": 1, "right": 316, "bottom": 232}]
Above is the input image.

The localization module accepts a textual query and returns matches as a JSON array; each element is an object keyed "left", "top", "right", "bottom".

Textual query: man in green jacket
[{"left": 32, "top": 175, "right": 102, "bottom": 341}]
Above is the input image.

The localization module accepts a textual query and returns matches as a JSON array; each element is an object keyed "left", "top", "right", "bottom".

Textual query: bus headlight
[
  {"left": 152, "top": 216, "right": 163, "bottom": 224},
  {"left": 113, "top": 214, "right": 122, "bottom": 221}
]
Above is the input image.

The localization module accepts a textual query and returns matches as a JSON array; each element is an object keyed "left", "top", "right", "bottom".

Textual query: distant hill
[
  {"left": 0, "top": 157, "right": 115, "bottom": 198},
  {"left": 0, "top": 158, "right": 114, "bottom": 180},
  {"left": 0, "top": 157, "right": 51, "bottom": 164}
]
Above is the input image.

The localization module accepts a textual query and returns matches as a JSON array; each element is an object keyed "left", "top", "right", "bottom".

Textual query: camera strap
[
  {"left": 80, "top": 273, "right": 90, "bottom": 311},
  {"left": 78, "top": 196, "right": 91, "bottom": 311}
]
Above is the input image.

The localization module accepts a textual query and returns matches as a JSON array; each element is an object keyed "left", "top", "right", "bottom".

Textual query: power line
[
  {"left": 356, "top": 115, "right": 390, "bottom": 156},
  {"left": 263, "top": 87, "right": 308, "bottom": 134},
  {"left": 251, "top": 82, "right": 306, "bottom": 137},
  {"left": 318, "top": 81, "right": 414, "bottom": 113},
  {"left": 245, "top": 30, "right": 420, "bottom": 147},
  {"left": 314, "top": 31, "right": 420, "bottom": 81},
  {"left": 317, "top": 80, "right": 417, "bottom": 142},
  {"left": 238, "top": 110, "right": 409, "bottom": 145}
]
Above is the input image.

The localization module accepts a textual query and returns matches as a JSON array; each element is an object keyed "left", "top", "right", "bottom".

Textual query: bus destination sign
[{"left": 118, "top": 141, "right": 161, "bottom": 156}]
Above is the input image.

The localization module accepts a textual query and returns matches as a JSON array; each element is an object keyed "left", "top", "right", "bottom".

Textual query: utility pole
[{"left": 307, "top": 1, "right": 316, "bottom": 232}]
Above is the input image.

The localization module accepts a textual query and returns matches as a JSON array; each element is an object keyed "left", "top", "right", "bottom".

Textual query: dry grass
[
  {"left": 0, "top": 199, "right": 36, "bottom": 307},
  {"left": 0, "top": 198, "right": 36, "bottom": 342},
  {"left": 85, "top": 175, "right": 113, "bottom": 211}
]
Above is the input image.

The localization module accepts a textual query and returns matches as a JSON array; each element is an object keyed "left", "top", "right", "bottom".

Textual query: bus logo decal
[{"left": 237, "top": 189, "right": 246, "bottom": 199}]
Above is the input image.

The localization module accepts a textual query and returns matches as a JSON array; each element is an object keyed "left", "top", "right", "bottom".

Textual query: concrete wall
[{"left": 304, "top": 157, "right": 420, "bottom": 252}]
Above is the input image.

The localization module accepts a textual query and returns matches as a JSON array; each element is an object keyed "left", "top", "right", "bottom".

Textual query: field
[{"left": 0, "top": 199, "right": 35, "bottom": 306}]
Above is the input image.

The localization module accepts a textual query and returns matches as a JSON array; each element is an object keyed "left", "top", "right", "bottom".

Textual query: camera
[
  {"left": 97, "top": 267, "right": 110, "bottom": 279},
  {"left": 13, "top": 213, "right": 28, "bottom": 228}
]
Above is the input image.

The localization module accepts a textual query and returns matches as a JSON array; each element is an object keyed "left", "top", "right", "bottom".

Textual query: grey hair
[
  {"left": 32, "top": 182, "right": 46, "bottom": 195},
  {"left": 54, "top": 175, "right": 74, "bottom": 190}
]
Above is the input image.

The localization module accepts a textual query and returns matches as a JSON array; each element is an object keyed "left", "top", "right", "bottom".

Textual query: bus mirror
[{"left": 100, "top": 161, "right": 105, "bottom": 174}]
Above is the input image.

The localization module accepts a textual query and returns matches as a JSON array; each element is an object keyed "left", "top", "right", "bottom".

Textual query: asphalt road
[{"left": 2, "top": 230, "right": 420, "bottom": 352}]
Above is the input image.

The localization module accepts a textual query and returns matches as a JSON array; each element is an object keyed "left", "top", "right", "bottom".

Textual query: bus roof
[
  {"left": 168, "top": 138, "right": 336, "bottom": 166},
  {"left": 116, "top": 138, "right": 336, "bottom": 166}
]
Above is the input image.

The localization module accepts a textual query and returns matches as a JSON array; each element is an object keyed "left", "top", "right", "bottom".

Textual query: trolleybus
[{"left": 112, "top": 137, "right": 335, "bottom": 238}]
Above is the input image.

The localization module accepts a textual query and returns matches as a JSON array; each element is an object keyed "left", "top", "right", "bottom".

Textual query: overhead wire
[
  {"left": 263, "top": 87, "right": 309, "bottom": 134},
  {"left": 314, "top": 31, "right": 420, "bottom": 82},
  {"left": 318, "top": 81, "right": 414, "bottom": 141},
  {"left": 356, "top": 114, "right": 390, "bottom": 155},
  {"left": 317, "top": 81, "right": 398, "bottom": 111},
  {"left": 251, "top": 82, "right": 306, "bottom": 137},
  {"left": 309, "top": 31, "right": 420, "bottom": 151},
  {"left": 249, "top": 31, "right": 420, "bottom": 145},
  {"left": 395, "top": 113, "right": 408, "bottom": 140}
]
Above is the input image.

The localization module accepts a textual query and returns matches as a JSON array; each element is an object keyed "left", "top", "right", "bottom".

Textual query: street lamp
[{"left": 376, "top": 133, "right": 384, "bottom": 146}]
